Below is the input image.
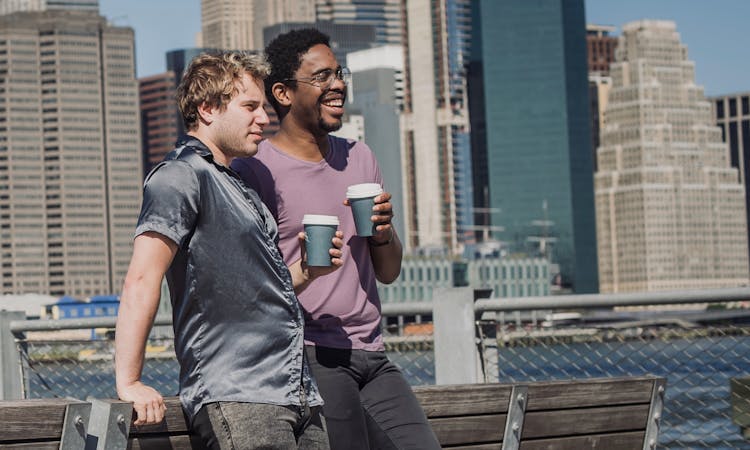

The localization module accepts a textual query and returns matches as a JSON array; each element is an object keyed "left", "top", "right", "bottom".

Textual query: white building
[{"left": 595, "top": 20, "right": 750, "bottom": 293}]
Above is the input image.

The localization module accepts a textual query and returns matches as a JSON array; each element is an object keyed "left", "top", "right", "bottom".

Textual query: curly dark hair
[{"left": 264, "top": 28, "right": 330, "bottom": 115}]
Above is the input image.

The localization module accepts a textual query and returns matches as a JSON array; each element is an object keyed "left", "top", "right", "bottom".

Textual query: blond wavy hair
[{"left": 177, "top": 51, "right": 270, "bottom": 131}]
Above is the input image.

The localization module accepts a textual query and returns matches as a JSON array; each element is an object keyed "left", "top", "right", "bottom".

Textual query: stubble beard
[{"left": 319, "top": 116, "right": 342, "bottom": 133}]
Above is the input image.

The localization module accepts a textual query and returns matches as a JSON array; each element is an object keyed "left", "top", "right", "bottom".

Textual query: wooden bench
[
  {"left": 0, "top": 376, "right": 665, "bottom": 450},
  {"left": 415, "top": 376, "right": 665, "bottom": 449},
  {"left": 0, "top": 398, "right": 91, "bottom": 449}
]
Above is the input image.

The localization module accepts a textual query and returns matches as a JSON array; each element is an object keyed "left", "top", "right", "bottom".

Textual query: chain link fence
[
  {"left": 8, "top": 301, "right": 750, "bottom": 449},
  {"left": 477, "top": 314, "right": 750, "bottom": 449}
]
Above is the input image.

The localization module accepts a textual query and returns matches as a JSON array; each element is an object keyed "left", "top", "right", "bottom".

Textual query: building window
[
  {"left": 743, "top": 96, "right": 749, "bottom": 116},
  {"left": 730, "top": 98, "right": 737, "bottom": 117},
  {"left": 717, "top": 100, "right": 725, "bottom": 119}
]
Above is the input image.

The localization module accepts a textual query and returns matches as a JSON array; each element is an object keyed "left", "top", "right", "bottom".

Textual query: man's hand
[
  {"left": 290, "top": 230, "right": 344, "bottom": 293},
  {"left": 369, "top": 191, "right": 394, "bottom": 245},
  {"left": 298, "top": 230, "right": 344, "bottom": 279},
  {"left": 117, "top": 381, "right": 167, "bottom": 425}
]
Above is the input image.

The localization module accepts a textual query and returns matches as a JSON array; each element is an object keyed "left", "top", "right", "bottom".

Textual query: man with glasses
[{"left": 232, "top": 29, "right": 440, "bottom": 449}]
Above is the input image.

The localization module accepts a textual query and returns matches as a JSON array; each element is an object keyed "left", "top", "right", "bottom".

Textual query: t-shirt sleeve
[{"left": 135, "top": 160, "right": 200, "bottom": 247}]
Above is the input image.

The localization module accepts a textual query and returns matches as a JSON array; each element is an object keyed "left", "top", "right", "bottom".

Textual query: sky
[{"left": 99, "top": 0, "right": 750, "bottom": 96}]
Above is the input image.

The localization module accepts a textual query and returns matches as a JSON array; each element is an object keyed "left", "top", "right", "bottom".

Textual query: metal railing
[{"left": 2, "top": 286, "right": 750, "bottom": 449}]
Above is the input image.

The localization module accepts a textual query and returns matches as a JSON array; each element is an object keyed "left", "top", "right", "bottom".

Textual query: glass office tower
[{"left": 469, "top": 0, "right": 598, "bottom": 293}]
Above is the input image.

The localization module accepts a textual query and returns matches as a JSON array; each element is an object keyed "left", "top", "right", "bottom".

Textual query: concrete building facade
[
  {"left": 596, "top": 20, "right": 749, "bottom": 292},
  {"left": 347, "top": 44, "right": 406, "bottom": 242},
  {"left": 315, "top": 0, "right": 402, "bottom": 45},
  {"left": 139, "top": 71, "right": 180, "bottom": 178},
  {"left": 587, "top": 24, "right": 618, "bottom": 172},
  {"left": 0, "top": 0, "right": 98, "bottom": 14},
  {"left": 200, "top": 0, "right": 256, "bottom": 50},
  {"left": 378, "top": 256, "right": 550, "bottom": 303},
  {"left": 401, "top": 0, "right": 472, "bottom": 253},
  {"left": 0, "top": 10, "right": 142, "bottom": 296}
]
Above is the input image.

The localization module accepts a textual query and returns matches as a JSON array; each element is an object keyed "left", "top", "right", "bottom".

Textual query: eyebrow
[{"left": 311, "top": 66, "right": 341, "bottom": 76}]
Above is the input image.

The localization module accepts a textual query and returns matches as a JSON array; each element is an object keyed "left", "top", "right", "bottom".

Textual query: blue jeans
[
  {"left": 306, "top": 346, "right": 441, "bottom": 450},
  {"left": 192, "top": 401, "right": 329, "bottom": 449}
]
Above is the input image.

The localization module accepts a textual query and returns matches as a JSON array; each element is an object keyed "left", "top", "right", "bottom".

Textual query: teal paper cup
[
  {"left": 346, "top": 183, "right": 384, "bottom": 237},
  {"left": 302, "top": 214, "right": 339, "bottom": 267}
]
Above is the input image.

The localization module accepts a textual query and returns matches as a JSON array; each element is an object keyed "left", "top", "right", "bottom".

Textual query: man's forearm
[
  {"left": 114, "top": 288, "right": 159, "bottom": 391},
  {"left": 371, "top": 231, "right": 403, "bottom": 283}
]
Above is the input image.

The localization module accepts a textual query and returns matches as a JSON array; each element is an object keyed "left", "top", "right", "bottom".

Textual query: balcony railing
[{"left": 2, "top": 286, "right": 750, "bottom": 449}]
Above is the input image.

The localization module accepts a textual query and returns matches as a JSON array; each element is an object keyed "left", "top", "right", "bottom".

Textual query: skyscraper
[
  {"left": 262, "top": 21, "right": 376, "bottom": 64},
  {"left": 139, "top": 71, "right": 180, "bottom": 177},
  {"left": 469, "top": 0, "right": 598, "bottom": 293},
  {"left": 710, "top": 92, "right": 750, "bottom": 266},
  {"left": 0, "top": 0, "right": 98, "bottom": 14},
  {"left": 587, "top": 24, "right": 617, "bottom": 172},
  {"left": 596, "top": 20, "right": 749, "bottom": 292},
  {"left": 253, "top": 0, "right": 315, "bottom": 48},
  {"left": 0, "top": 10, "right": 142, "bottom": 296},
  {"left": 347, "top": 44, "right": 406, "bottom": 242},
  {"left": 401, "top": 0, "right": 472, "bottom": 252},
  {"left": 200, "top": 0, "right": 256, "bottom": 50},
  {"left": 315, "top": 0, "right": 402, "bottom": 45}
]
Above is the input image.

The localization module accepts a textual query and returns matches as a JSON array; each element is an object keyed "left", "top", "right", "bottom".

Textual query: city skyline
[{"left": 99, "top": 0, "right": 750, "bottom": 97}]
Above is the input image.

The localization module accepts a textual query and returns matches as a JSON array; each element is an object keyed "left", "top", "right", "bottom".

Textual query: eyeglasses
[{"left": 284, "top": 67, "right": 351, "bottom": 89}]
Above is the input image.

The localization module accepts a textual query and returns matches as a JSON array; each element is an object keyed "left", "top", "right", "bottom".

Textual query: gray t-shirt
[{"left": 136, "top": 138, "right": 321, "bottom": 422}]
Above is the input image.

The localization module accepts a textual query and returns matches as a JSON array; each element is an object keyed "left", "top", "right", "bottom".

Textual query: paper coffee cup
[
  {"left": 346, "top": 183, "right": 383, "bottom": 237},
  {"left": 302, "top": 214, "right": 339, "bottom": 267}
]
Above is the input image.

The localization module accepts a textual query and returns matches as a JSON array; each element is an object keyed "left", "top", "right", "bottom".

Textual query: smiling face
[
  {"left": 289, "top": 43, "right": 347, "bottom": 135},
  {"left": 206, "top": 73, "right": 269, "bottom": 164}
]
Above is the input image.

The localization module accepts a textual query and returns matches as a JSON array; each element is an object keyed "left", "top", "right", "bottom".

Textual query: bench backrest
[
  {"left": 414, "top": 375, "right": 665, "bottom": 450},
  {"left": 0, "top": 376, "right": 664, "bottom": 450},
  {"left": 0, "top": 398, "right": 91, "bottom": 449}
]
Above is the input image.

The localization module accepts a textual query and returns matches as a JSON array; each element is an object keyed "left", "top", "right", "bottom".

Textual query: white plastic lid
[
  {"left": 302, "top": 214, "right": 340, "bottom": 226},
  {"left": 346, "top": 183, "right": 383, "bottom": 199}
]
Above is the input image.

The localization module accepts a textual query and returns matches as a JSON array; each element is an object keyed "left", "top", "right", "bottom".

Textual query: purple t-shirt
[{"left": 232, "top": 135, "right": 385, "bottom": 351}]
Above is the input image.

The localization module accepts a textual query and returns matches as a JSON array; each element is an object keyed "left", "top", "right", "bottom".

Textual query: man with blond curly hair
[{"left": 115, "top": 51, "right": 342, "bottom": 449}]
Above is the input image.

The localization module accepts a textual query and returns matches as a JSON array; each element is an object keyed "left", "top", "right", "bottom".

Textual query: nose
[
  {"left": 255, "top": 104, "right": 270, "bottom": 126},
  {"left": 328, "top": 73, "right": 347, "bottom": 91}
]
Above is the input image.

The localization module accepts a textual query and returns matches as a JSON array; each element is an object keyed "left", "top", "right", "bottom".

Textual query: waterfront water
[{"left": 24, "top": 335, "right": 750, "bottom": 449}]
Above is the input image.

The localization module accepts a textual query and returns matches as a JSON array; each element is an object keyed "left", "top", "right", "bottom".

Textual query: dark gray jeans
[
  {"left": 306, "top": 346, "right": 441, "bottom": 450},
  {"left": 192, "top": 401, "right": 329, "bottom": 450}
]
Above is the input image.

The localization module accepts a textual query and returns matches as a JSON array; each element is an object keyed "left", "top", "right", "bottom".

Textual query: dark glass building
[
  {"left": 262, "top": 21, "right": 376, "bottom": 65},
  {"left": 468, "top": 0, "right": 598, "bottom": 293},
  {"left": 712, "top": 92, "right": 750, "bottom": 264}
]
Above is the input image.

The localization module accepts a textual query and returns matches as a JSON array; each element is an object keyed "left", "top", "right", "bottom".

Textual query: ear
[
  {"left": 271, "top": 82, "right": 293, "bottom": 108},
  {"left": 196, "top": 102, "right": 215, "bottom": 125}
]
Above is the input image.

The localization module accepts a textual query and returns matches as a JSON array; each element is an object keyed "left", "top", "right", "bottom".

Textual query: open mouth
[{"left": 321, "top": 98, "right": 344, "bottom": 108}]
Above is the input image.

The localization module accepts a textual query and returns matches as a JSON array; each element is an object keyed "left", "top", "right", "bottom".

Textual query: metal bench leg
[
  {"left": 60, "top": 401, "right": 91, "bottom": 450},
  {"left": 502, "top": 385, "right": 528, "bottom": 450},
  {"left": 643, "top": 378, "right": 667, "bottom": 450},
  {"left": 84, "top": 398, "right": 133, "bottom": 450}
]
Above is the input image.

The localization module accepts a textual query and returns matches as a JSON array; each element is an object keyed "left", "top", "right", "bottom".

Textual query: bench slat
[
  {"left": 414, "top": 384, "right": 513, "bottom": 417},
  {"left": 519, "top": 430, "right": 646, "bottom": 450},
  {"left": 0, "top": 443, "right": 60, "bottom": 449},
  {"left": 525, "top": 377, "right": 655, "bottom": 410},
  {"left": 0, "top": 399, "right": 77, "bottom": 441},
  {"left": 429, "top": 414, "right": 506, "bottom": 446},
  {"left": 522, "top": 404, "right": 650, "bottom": 439},
  {"left": 444, "top": 444, "right": 501, "bottom": 450},
  {"left": 129, "top": 434, "right": 200, "bottom": 450}
]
